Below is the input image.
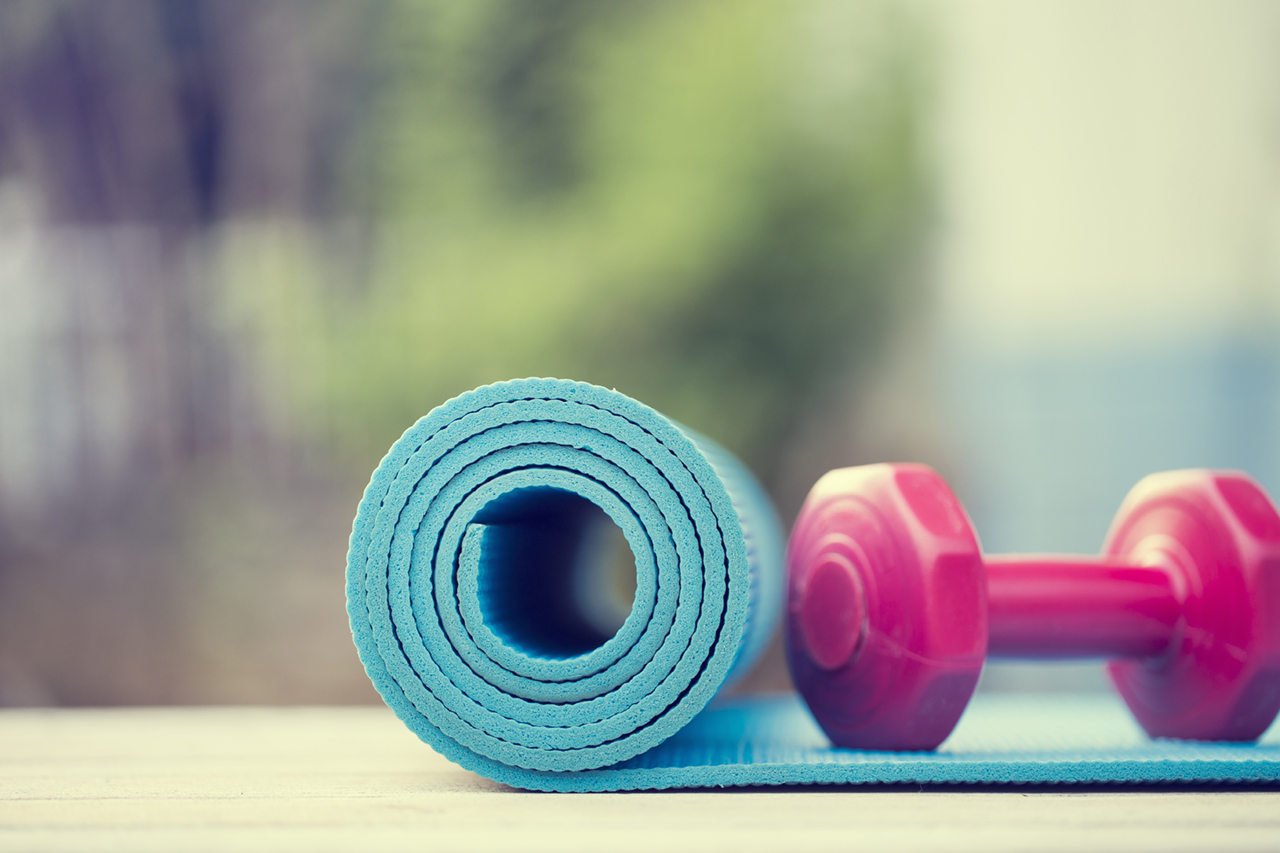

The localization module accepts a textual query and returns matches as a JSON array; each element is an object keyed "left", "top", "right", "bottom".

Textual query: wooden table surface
[{"left": 3, "top": 706, "right": 1278, "bottom": 852}]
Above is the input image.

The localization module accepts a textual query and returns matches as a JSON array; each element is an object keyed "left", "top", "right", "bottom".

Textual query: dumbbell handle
[{"left": 985, "top": 555, "right": 1180, "bottom": 660}]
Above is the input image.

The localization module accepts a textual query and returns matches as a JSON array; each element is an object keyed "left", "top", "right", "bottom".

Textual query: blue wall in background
[{"left": 946, "top": 338, "right": 1280, "bottom": 554}]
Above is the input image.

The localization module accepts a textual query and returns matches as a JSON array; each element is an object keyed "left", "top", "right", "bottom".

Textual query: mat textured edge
[{"left": 483, "top": 693, "right": 1280, "bottom": 792}]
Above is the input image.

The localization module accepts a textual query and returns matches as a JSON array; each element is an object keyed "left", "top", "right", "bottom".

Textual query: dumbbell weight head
[
  {"left": 1104, "top": 469, "right": 1280, "bottom": 741},
  {"left": 786, "top": 464, "right": 987, "bottom": 751}
]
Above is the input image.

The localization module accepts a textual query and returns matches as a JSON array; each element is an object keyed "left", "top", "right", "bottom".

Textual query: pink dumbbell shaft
[{"left": 985, "top": 555, "right": 1180, "bottom": 660}]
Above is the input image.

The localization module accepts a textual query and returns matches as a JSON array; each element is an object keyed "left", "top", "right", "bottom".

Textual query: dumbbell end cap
[
  {"left": 787, "top": 464, "right": 987, "bottom": 752},
  {"left": 799, "top": 554, "right": 865, "bottom": 671},
  {"left": 1106, "top": 469, "right": 1280, "bottom": 742}
]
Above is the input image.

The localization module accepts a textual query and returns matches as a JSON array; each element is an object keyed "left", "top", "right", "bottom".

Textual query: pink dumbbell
[{"left": 787, "top": 464, "right": 1280, "bottom": 751}]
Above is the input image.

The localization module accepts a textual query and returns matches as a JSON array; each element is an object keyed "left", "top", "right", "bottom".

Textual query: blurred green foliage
[
  {"left": 221, "top": 0, "right": 930, "bottom": 486},
  {"left": 0, "top": 0, "right": 931, "bottom": 705}
]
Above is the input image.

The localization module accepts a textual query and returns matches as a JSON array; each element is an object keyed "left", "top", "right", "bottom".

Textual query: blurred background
[{"left": 0, "top": 0, "right": 1277, "bottom": 706}]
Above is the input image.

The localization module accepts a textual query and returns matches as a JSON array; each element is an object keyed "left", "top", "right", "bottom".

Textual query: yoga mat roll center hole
[{"left": 467, "top": 486, "right": 639, "bottom": 660}]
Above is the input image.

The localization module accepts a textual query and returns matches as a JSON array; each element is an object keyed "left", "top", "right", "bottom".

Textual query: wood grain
[{"left": 2, "top": 707, "right": 1277, "bottom": 853}]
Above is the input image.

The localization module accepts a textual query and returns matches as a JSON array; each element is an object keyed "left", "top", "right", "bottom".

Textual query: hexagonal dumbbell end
[
  {"left": 1105, "top": 469, "right": 1280, "bottom": 741},
  {"left": 786, "top": 463, "right": 987, "bottom": 751}
]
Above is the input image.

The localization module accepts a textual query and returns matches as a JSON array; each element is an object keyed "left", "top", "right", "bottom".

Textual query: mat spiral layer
[{"left": 346, "top": 378, "right": 785, "bottom": 785}]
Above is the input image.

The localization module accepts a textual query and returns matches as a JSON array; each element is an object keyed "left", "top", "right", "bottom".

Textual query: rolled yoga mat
[
  {"left": 349, "top": 379, "right": 1280, "bottom": 792},
  {"left": 346, "top": 378, "right": 785, "bottom": 789}
]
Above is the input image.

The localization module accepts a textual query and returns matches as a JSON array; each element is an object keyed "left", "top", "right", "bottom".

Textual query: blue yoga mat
[
  {"left": 348, "top": 378, "right": 1280, "bottom": 792},
  {"left": 347, "top": 378, "right": 785, "bottom": 782},
  {"left": 549, "top": 692, "right": 1280, "bottom": 791}
]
